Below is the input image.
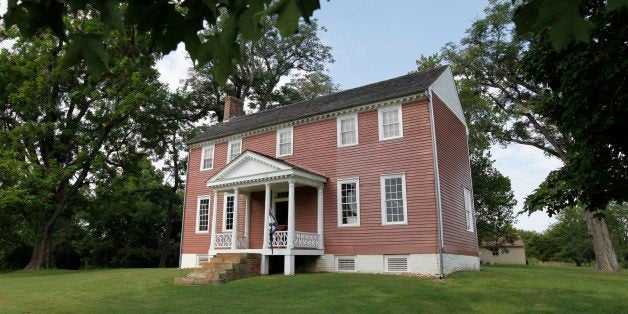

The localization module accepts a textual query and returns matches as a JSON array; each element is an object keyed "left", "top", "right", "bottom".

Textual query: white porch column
[
  {"left": 263, "top": 184, "right": 271, "bottom": 249},
  {"left": 245, "top": 193, "right": 250, "bottom": 247},
  {"left": 285, "top": 180, "right": 296, "bottom": 275},
  {"left": 261, "top": 255, "right": 269, "bottom": 275},
  {"left": 317, "top": 185, "right": 324, "bottom": 250},
  {"left": 231, "top": 188, "right": 239, "bottom": 250},
  {"left": 284, "top": 255, "right": 295, "bottom": 275},
  {"left": 209, "top": 190, "right": 219, "bottom": 252},
  {"left": 287, "top": 180, "right": 296, "bottom": 250}
]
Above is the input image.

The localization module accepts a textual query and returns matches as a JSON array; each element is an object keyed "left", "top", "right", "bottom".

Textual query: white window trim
[
  {"left": 335, "top": 255, "right": 356, "bottom": 272},
  {"left": 380, "top": 173, "right": 409, "bottom": 225},
  {"left": 336, "top": 113, "right": 359, "bottom": 147},
  {"left": 337, "top": 178, "right": 360, "bottom": 227},
  {"left": 464, "top": 187, "right": 474, "bottom": 232},
  {"left": 276, "top": 126, "right": 293, "bottom": 157},
  {"left": 196, "top": 195, "right": 211, "bottom": 233},
  {"left": 222, "top": 193, "right": 235, "bottom": 232},
  {"left": 378, "top": 104, "right": 404, "bottom": 141},
  {"left": 227, "top": 138, "right": 242, "bottom": 163},
  {"left": 200, "top": 145, "right": 215, "bottom": 171}
]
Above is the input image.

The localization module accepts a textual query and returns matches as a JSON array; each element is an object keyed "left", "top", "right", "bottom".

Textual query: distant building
[{"left": 480, "top": 238, "right": 526, "bottom": 265}]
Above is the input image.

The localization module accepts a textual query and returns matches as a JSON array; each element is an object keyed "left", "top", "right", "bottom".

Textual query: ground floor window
[{"left": 223, "top": 195, "right": 235, "bottom": 231}]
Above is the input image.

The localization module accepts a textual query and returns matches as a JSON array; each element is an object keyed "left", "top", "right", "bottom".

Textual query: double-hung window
[
  {"left": 337, "top": 178, "right": 360, "bottom": 226},
  {"left": 337, "top": 114, "right": 358, "bottom": 147},
  {"left": 227, "top": 139, "right": 242, "bottom": 162},
  {"left": 196, "top": 196, "right": 210, "bottom": 233},
  {"left": 378, "top": 104, "right": 403, "bottom": 140},
  {"left": 381, "top": 173, "right": 408, "bottom": 225},
  {"left": 200, "top": 145, "right": 214, "bottom": 171},
  {"left": 223, "top": 195, "right": 235, "bottom": 231},
  {"left": 276, "top": 126, "right": 293, "bottom": 156},
  {"left": 464, "top": 187, "right": 474, "bottom": 231}
]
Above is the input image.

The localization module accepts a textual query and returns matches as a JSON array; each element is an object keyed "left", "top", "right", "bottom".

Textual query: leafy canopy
[{"left": 2, "top": 0, "right": 322, "bottom": 81}]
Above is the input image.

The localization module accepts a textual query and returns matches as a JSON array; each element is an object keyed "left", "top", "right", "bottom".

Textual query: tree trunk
[
  {"left": 159, "top": 201, "right": 174, "bottom": 268},
  {"left": 24, "top": 220, "right": 56, "bottom": 270},
  {"left": 583, "top": 209, "right": 621, "bottom": 272}
]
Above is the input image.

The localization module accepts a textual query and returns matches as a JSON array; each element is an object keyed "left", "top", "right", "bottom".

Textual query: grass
[{"left": 0, "top": 265, "right": 626, "bottom": 313}]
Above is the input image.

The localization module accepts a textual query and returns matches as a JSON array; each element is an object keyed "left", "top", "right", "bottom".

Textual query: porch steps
[{"left": 174, "top": 253, "right": 261, "bottom": 285}]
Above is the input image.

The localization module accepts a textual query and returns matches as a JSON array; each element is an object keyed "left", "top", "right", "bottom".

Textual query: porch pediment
[{"left": 207, "top": 150, "right": 326, "bottom": 189}]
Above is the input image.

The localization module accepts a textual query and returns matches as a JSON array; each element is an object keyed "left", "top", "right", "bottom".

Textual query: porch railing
[
  {"left": 267, "top": 231, "right": 319, "bottom": 249},
  {"left": 214, "top": 233, "right": 247, "bottom": 249},
  {"left": 294, "top": 231, "right": 319, "bottom": 249}
]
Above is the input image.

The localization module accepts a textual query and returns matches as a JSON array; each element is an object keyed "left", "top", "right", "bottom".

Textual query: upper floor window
[
  {"left": 337, "top": 178, "right": 360, "bottom": 226},
  {"left": 337, "top": 114, "right": 358, "bottom": 147},
  {"left": 464, "top": 187, "right": 474, "bottom": 231},
  {"left": 380, "top": 173, "right": 408, "bottom": 225},
  {"left": 200, "top": 145, "right": 214, "bottom": 171},
  {"left": 196, "top": 196, "right": 210, "bottom": 233},
  {"left": 223, "top": 194, "right": 235, "bottom": 231},
  {"left": 227, "top": 138, "right": 242, "bottom": 162},
  {"left": 276, "top": 126, "right": 293, "bottom": 157},
  {"left": 378, "top": 104, "right": 403, "bottom": 140}
]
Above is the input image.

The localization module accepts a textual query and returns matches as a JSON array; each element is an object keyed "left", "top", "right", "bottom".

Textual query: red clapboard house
[{"left": 179, "top": 66, "right": 479, "bottom": 277}]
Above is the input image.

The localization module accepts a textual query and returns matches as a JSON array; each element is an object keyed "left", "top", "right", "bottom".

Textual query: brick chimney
[{"left": 223, "top": 96, "right": 245, "bottom": 122}]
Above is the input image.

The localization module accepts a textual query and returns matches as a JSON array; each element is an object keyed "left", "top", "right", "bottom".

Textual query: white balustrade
[
  {"left": 237, "top": 235, "right": 248, "bottom": 249},
  {"left": 214, "top": 233, "right": 232, "bottom": 248},
  {"left": 269, "top": 231, "right": 288, "bottom": 247},
  {"left": 214, "top": 233, "right": 248, "bottom": 249},
  {"left": 294, "top": 231, "right": 319, "bottom": 249}
]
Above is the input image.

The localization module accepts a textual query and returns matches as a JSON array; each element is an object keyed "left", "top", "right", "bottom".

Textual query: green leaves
[
  {"left": 64, "top": 33, "right": 107, "bottom": 75},
  {"left": 514, "top": 0, "right": 628, "bottom": 50},
  {"left": 1, "top": 0, "right": 322, "bottom": 84}
]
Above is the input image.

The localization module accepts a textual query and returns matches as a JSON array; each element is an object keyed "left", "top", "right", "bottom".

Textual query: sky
[{"left": 0, "top": 0, "right": 560, "bottom": 232}]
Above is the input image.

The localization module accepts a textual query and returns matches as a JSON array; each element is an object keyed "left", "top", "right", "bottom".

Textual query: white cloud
[
  {"left": 0, "top": 0, "right": 6, "bottom": 15},
  {"left": 491, "top": 144, "right": 563, "bottom": 232},
  {"left": 155, "top": 43, "right": 192, "bottom": 91}
]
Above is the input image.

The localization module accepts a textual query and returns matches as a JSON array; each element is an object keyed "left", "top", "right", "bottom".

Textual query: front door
[{"left": 275, "top": 201, "right": 288, "bottom": 230}]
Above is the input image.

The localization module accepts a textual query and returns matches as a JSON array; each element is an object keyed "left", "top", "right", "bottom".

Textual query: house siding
[
  {"left": 433, "top": 94, "right": 479, "bottom": 256},
  {"left": 181, "top": 99, "right": 442, "bottom": 256}
]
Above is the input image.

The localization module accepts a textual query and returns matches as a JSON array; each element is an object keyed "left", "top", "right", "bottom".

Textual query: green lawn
[{"left": 0, "top": 265, "right": 626, "bottom": 312}]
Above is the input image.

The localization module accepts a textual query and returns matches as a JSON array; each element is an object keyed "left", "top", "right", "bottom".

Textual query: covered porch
[{"left": 206, "top": 150, "right": 326, "bottom": 275}]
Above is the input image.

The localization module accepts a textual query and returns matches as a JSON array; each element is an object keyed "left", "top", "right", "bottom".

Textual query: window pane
[
  {"left": 339, "top": 116, "right": 357, "bottom": 145},
  {"left": 225, "top": 196, "right": 234, "bottom": 230},
  {"left": 202, "top": 147, "right": 213, "bottom": 169},
  {"left": 381, "top": 108, "right": 401, "bottom": 139},
  {"left": 229, "top": 142, "right": 241, "bottom": 161},
  {"left": 278, "top": 129, "right": 292, "bottom": 155},
  {"left": 198, "top": 198, "right": 210, "bottom": 231},
  {"left": 384, "top": 176, "right": 405, "bottom": 223},
  {"left": 340, "top": 182, "right": 358, "bottom": 225}
]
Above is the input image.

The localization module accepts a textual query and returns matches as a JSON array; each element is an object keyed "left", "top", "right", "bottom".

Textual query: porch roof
[{"left": 206, "top": 150, "right": 327, "bottom": 190}]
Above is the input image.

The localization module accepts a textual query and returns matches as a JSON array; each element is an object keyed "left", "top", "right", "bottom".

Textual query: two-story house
[{"left": 179, "top": 66, "right": 479, "bottom": 277}]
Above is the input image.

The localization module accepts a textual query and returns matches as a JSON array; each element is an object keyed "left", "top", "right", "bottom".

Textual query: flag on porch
[{"left": 268, "top": 212, "right": 279, "bottom": 255}]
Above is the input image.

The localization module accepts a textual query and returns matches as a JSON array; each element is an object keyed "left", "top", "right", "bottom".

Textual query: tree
[
  {"left": 1, "top": 0, "right": 322, "bottom": 81},
  {"left": 437, "top": 0, "right": 621, "bottom": 271},
  {"left": 184, "top": 17, "right": 334, "bottom": 118},
  {"left": 0, "top": 18, "right": 175, "bottom": 269},
  {"left": 521, "top": 204, "right": 627, "bottom": 267},
  {"left": 521, "top": 0, "right": 627, "bottom": 227},
  {"left": 278, "top": 70, "right": 340, "bottom": 104},
  {"left": 416, "top": 56, "right": 518, "bottom": 248},
  {"left": 82, "top": 157, "right": 181, "bottom": 268},
  {"left": 513, "top": 0, "right": 628, "bottom": 49}
]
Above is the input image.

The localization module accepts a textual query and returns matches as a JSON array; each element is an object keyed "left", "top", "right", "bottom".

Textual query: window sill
[
  {"left": 195, "top": 231, "right": 209, "bottom": 234},
  {"left": 338, "top": 223, "right": 361, "bottom": 228},
  {"left": 378, "top": 135, "right": 404, "bottom": 142},
  {"left": 382, "top": 222, "right": 408, "bottom": 226}
]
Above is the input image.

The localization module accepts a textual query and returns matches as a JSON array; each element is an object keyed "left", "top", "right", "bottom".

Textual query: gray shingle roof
[{"left": 188, "top": 66, "right": 447, "bottom": 145}]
